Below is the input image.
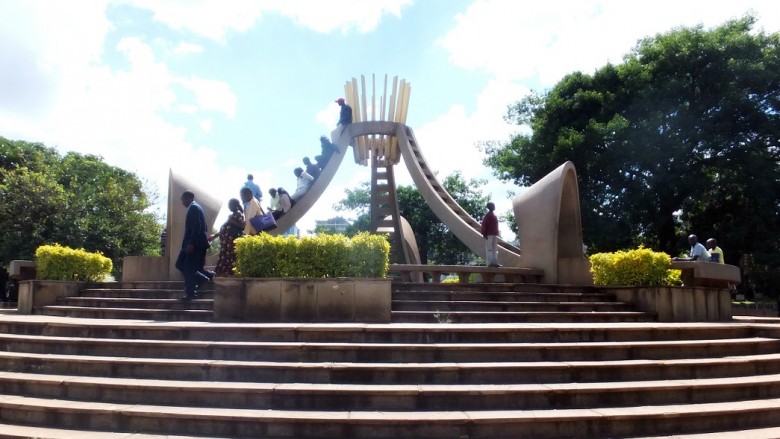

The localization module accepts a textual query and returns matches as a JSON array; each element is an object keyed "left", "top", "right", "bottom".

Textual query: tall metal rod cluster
[{"left": 343, "top": 74, "right": 411, "bottom": 166}]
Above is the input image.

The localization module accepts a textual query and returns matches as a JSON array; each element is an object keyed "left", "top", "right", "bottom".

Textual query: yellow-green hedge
[
  {"left": 589, "top": 246, "right": 682, "bottom": 286},
  {"left": 35, "top": 244, "right": 113, "bottom": 282},
  {"left": 234, "top": 232, "right": 390, "bottom": 278}
]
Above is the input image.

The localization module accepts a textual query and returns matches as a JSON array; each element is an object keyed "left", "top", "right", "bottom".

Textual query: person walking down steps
[{"left": 481, "top": 202, "right": 501, "bottom": 268}]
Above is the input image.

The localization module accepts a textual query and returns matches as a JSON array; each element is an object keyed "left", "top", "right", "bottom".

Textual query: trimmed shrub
[
  {"left": 589, "top": 246, "right": 682, "bottom": 286},
  {"left": 348, "top": 232, "right": 390, "bottom": 278},
  {"left": 35, "top": 244, "right": 113, "bottom": 282},
  {"left": 234, "top": 232, "right": 389, "bottom": 278}
]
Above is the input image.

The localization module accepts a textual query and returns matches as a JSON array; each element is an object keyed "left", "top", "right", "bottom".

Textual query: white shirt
[
  {"left": 244, "top": 198, "right": 263, "bottom": 235},
  {"left": 689, "top": 242, "right": 710, "bottom": 261}
]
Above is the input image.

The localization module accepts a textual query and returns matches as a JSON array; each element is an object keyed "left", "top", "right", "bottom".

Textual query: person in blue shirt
[{"left": 243, "top": 174, "right": 262, "bottom": 201}]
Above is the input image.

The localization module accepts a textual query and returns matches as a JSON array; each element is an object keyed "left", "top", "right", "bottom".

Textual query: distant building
[
  {"left": 314, "top": 216, "right": 350, "bottom": 234},
  {"left": 282, "top": 224, "right": 299, "bottom": 237}
]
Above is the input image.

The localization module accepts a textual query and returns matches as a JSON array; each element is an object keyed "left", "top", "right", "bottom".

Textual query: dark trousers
[{"left": 177, "top": 248, "right": 207, "bottom": 296}]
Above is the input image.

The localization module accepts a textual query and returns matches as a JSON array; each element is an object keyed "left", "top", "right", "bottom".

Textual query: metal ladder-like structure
[
  {"left": 369, "top": 156, "right": 409, "bottom": 264},
  {"left": 344, "top": 74, "right": 413, "bottom": 264}
]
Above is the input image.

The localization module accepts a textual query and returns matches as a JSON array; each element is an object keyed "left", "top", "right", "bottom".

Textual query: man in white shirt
[
  {"left": 673, "top": 234, "right": 710, "bottom": 261},
  {"left": 291, "top": 167, "right": 314, "bottom": 201}
]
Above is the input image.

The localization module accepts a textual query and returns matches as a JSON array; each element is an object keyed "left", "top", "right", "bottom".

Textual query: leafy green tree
[
  {"left": 484, "top": 16, "right": 779, "bottom": 294},
  {"left": 0, "top": 167, "right": 67, "bottom": 262},
  {"left": 0, "top": 137, "right": 162, "bottom": 277},
  {"left": 335, "top": 171, "right": 491, "bottom": 264}
]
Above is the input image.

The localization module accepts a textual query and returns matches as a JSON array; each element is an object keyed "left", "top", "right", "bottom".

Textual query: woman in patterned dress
[{"left": 212, "top": 198, "right": 245, "bottom": 277}]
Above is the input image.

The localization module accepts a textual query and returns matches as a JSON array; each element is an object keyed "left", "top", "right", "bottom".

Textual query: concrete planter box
[
  {"left": 213, "top": 278, "right": 392, "bottom": 323},
  {"left": 608, "top": 285, "right": 731, "bottom": 322},
  {"left": 17, "top": 280, "right": 90, "bottom": 314}
]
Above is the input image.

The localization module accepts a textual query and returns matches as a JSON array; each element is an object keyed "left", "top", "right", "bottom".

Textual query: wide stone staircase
[{"left": 0, "top": 280, "right": 779, "bottom": 438}]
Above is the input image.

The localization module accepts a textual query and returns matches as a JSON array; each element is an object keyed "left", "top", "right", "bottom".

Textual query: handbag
[{"left": 249, "top": 211, "right": 277, "bottom": 231}]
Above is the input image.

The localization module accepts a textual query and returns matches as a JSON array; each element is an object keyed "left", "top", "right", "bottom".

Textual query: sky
[{"left": 1, "top": 0, "right": 778, "bottom": 239}]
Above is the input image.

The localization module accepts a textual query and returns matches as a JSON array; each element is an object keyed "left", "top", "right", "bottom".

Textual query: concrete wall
[
  {"left": 513, "top": 161, "right": 591, "bottom": 284},
  {"left": 17, "top": 280, "right": 89, "bottom": 314},
  {"left": 213, "top": 278, "right": 392, "bottom": 323},
  {"left": 610, "top": 286, "right": 731, "bottom": 322}
]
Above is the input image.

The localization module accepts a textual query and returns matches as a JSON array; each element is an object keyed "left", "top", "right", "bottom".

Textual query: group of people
[
  {"left": 173, "top": 98, "right": 352, "bottom": 296},
  {"left": 673, "top": 234, "right": 725, "bottom": 264}
]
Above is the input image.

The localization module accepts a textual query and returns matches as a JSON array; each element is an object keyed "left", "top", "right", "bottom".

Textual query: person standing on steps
[
  {"left": 241, "top": 187, "right": 264, "bottom": 236},
  {"left": 242, "top": 174, "right": 262, "bottom": 209},
  {"left": 335, "top": 97, "right": 352, "bottom": 134},
  {"left": 481, "top": 202, "right": 501, "bottom": 268},
  {"left": 176, "top": 191, "right": 211, "bottom": 300}
]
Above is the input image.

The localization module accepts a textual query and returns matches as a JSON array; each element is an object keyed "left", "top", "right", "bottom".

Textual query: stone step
[
  {"left": 392, "top": 310, "right": 656, "bottom": 323},
  {"left": 2, "top": 350, "right": 779, "bottom": 385},
  {"left": 635, "top": 426, "right": 780, "bottom": 438},
  {"left": 0, "top": 393, "right": 778, "bottom": 438},
  {"left": 79, "top": 288, "right": 215, "bottom": 299},
  {"left": 391, "top": 282, "right": 594, "bottom": 294},
  {"left": 0, "top": 318, "right": 760, "bottom": 343},
  {"left": 2, "top": 370, "right": 779, "bottom": 412},
  {"left": 393, "top": 290, "right": 615, "bottom": 302},
  {"left": 392, "top": 299, "right": 633, "bottom": 312},
  {"left": 55, "top": 297, "right": 215, "bottom": 310},
  {"left": 4, "top": 424, "right": 775, "bottom": 439},
  {"left": 3, "top": 333, "right": 777, "bottom": 363},
  {"left": 0, "top": 422, "right": 221, "bottom": 439},
  {"left": 39, "top": 306, "right": 213, "bottom": 321}
]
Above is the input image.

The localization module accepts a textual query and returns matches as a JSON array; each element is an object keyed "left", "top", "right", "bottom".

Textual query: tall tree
[
  {"left": 484, "top": 16, "right": 779, "bottom": 294},
  {"left": 335, "top": 172, "right": 491, "bottom": 264},
  {"left": 0, "top": 137, "right": 162, "bottom": 276}
]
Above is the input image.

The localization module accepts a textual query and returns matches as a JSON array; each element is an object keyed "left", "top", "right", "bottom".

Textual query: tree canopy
[
  {"left": 334, "top": 171, "right": 491, "bottom": 265},
  {"left": 484, "top": 16, "right": 779, "bottom": 295},
  {"left": 0, "top": 137, "right": 162, "bottom": 276}
]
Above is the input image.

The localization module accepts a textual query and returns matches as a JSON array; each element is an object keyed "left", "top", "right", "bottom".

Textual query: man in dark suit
[{"left": 177, "top": 191, "right": 211, "bottom": 299}]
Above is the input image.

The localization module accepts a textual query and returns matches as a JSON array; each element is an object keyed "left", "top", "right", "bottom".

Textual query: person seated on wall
[
  {"left": 335, "top": 97, "right": 352, "bottom": 134},
  {"left": 291, "top": 167, "right": 314, "bottom": 202},
  {"left": 706, "top": 238, "right": 725, "bottom": 264},
  {"left": 303, "top": 156, "right": 320, "bottom": 180},
  {"left": 672, "top": 234, "right": 711, "bottom": 261},
  {"left": 272, "top": 187, "right": 293, "bottom": 220},
  {"left": 267, "top": 188, "right": 280, "bottom": 212},
  {"left": 318, "top": 135, "right": 339, "bottom": 166}
]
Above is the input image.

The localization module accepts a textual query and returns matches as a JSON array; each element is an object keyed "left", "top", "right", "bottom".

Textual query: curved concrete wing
[
  {"left": 394, "top": 124, "right": 522, "bottom": 267},
  {"left": 268, "top": 136, "right": 349, "bottom": 234},
  {"left": 269, "top": 121, "right": 400, "bottom": 235},
  {"left": 512, "top": 161, "right": 591, "bottom": 284}
]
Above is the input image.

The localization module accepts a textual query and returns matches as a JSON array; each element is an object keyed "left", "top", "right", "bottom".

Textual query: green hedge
[
  {"left": 35, "top": 244, "right": 113, "bottom": 282},
  {"left": 589, "top": 246, "right": 682, "bottom": 286},
  {"left": 234, "top": 232, "right": 390, "bottom": 278}
]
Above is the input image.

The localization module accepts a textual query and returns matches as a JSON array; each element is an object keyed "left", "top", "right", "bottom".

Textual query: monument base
[{"left": 213, "top": 278, "right": 392, "bottom": 323}]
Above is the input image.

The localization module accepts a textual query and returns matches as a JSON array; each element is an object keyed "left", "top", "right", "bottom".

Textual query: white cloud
[
  {"left": 126, "top": 0, "right": 413, "bottom": 41},
  {"left": 274, "top": 0, "right": 413, "bottom": 34},
  {"left": 412, "top": 79, "right": 528, "bottom": 182},
  {"left": 170, "top": 41, "right": 204, "bottom": 56},
  {"left": 176, "top": 77, "right": 237, "bottom": 118},
  {"left": 440, "top": 0, "right": 780, "bottom": 85}
]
